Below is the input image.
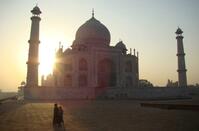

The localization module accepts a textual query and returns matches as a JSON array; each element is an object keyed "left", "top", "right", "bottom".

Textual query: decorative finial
[
  {"left": 137, "top": 51, "right": 139, "bottom": 58},
  {"left": 134, "top": 48, "right": 135, "bottom": 55},
  {"left": 59, "top": 41, "right": 61, "bottom": 48},
  {"left": 175, "top": 26, "right": 183, "bottom": 35},
  {"left": 92, "top": 8, "right": 94, "bottom": 18},
  {"left": 31, "top": 4, "right": 42, "bottom": 15},
  {"left": 130, "top": 48, "right": 132, "bottom": 55}
]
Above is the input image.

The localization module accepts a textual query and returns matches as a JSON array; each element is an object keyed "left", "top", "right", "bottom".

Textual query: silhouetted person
[
  {"left": 58, "top": 106, "right": 64, "bottom": 127},
  {"left": 53, "top": 103, "right": 59, "bottom": 126}
]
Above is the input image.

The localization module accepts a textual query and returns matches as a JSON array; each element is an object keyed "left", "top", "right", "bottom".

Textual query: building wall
[
  {"left": 24, "top": 86, "right": 199, "bottom": 100},
  {"left": 43, "top": 45, "right": 139, "bottom": 89}
]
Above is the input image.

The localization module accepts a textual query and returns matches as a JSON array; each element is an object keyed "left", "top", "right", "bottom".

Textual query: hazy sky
[{"left": 1, "top": 0, "right": 199, "bottom": 91}]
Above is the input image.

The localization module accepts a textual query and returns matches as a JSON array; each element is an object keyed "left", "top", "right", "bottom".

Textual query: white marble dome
[{"left": 75, "top": 16, "right": 111, "bottom": 46}]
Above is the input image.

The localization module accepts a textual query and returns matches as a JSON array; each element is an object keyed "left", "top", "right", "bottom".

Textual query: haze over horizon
[{"left": 0, "top": 0, "right": 199, "bottom": 92}]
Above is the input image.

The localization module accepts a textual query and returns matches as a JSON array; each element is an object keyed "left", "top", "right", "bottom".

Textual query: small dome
[
  {"left": 74, "top": 16, "right": 111, "bottom": 46},
  {"left": 31, "top": 5, "right": 42, "bottom": 15},
  {"left": 175, "top": 27, "right": 183, "bottom": 34},
  {"left": 64, "top": 48, "right": 72, "bottom": 54},
  {"left": 115, "top": 41, "right": 127, "bottom": 50}
]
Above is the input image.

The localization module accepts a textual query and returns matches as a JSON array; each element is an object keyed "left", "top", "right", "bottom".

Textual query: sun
[
  {"left": 39, "top": 37, "right": 59, "bottom": 77},
  {"left": 39, "top": 43, "right": 55, "bottom": 76},
  {"left": 39, "top": 35, "right": 71, "bottom": 77}
]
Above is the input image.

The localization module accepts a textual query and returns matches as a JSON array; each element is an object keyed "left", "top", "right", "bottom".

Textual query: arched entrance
[{"left": 97, "top": 58, "right": 116, "bottom": 87}]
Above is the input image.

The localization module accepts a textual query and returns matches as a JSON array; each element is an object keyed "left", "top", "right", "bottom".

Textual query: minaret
[
  {"left": 175, "top": 27, "right": 187, "bottom": 87},
  {"left": 26, "top": 5, "right": 42, "bottom": 87}
]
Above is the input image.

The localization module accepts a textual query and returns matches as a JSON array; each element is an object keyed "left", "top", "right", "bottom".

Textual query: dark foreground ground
[{"left": 0, "top": 99, "right": 199, "bottom": 131}]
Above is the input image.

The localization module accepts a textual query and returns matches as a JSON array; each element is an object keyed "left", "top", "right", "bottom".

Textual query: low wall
[
  {"left": 24, "top": 87, "right": 95, "bottom": 100},
  {"left": 24, "top": 86, "right": 199, "bottom": 100},
  {"left": 105, "top": 87, "right": 199, "bottom": 99}
]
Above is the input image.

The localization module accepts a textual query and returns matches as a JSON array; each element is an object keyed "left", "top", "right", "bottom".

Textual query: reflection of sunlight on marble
[{"left": 39, "top": 35, "right": 71, "bottom": 77}]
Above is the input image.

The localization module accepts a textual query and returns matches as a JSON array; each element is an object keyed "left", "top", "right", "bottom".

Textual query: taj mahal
[
  {"left": 41, "top": 11, "right": 139, "bottom": 89},
  {"left": 24, "top": 6, "right": 198, "bottom": 100}
]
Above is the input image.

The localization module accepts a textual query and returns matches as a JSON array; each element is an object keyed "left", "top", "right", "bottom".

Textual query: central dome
[{"left": 74, "top": 16, "right": 111, "bottom": 46}]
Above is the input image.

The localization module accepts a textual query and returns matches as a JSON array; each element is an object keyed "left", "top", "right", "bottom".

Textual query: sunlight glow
[
  {"left": 39, "top": 39, "right": 55, "bottom": 76},
  {"left": 39, "top": 34, "right": 71, "bottom": 77}
]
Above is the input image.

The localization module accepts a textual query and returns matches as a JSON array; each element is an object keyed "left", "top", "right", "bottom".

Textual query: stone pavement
[{"left": 0, "top": 100, "right": 199, "bottom": 131}]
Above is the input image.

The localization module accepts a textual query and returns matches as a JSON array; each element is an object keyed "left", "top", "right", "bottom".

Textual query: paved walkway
[{"left": 0, "top": 100, "right": 199, "bottom": 131}]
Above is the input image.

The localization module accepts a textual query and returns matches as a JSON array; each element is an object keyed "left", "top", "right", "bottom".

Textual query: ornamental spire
[{"left": 92, "top": 8, "right": 94, "bottom": 18}]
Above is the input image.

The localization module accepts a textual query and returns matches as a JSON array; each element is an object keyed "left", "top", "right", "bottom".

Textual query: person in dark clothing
[
  {"left": 53, "top": 103, "right": 59, "bottom": 126},
  {"left": 58, "top": 106, "right": 64, "bottom": 127}
]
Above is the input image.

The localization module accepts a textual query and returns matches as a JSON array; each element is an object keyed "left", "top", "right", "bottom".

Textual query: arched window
[
  {"left": 79, "top": 58, "right": 88, "bottom": 71},
  {"left": 64, "top": 74, "right": 72, "bottom": 87},
  {"left": 79, "top": 74, "right": 87, "bottom": 87},
  {"left": 125, "top": 61, "right": 132, "bottom": 72},
  {"left": 126, "top": 76, "right": 133, "bottom": 87}
]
